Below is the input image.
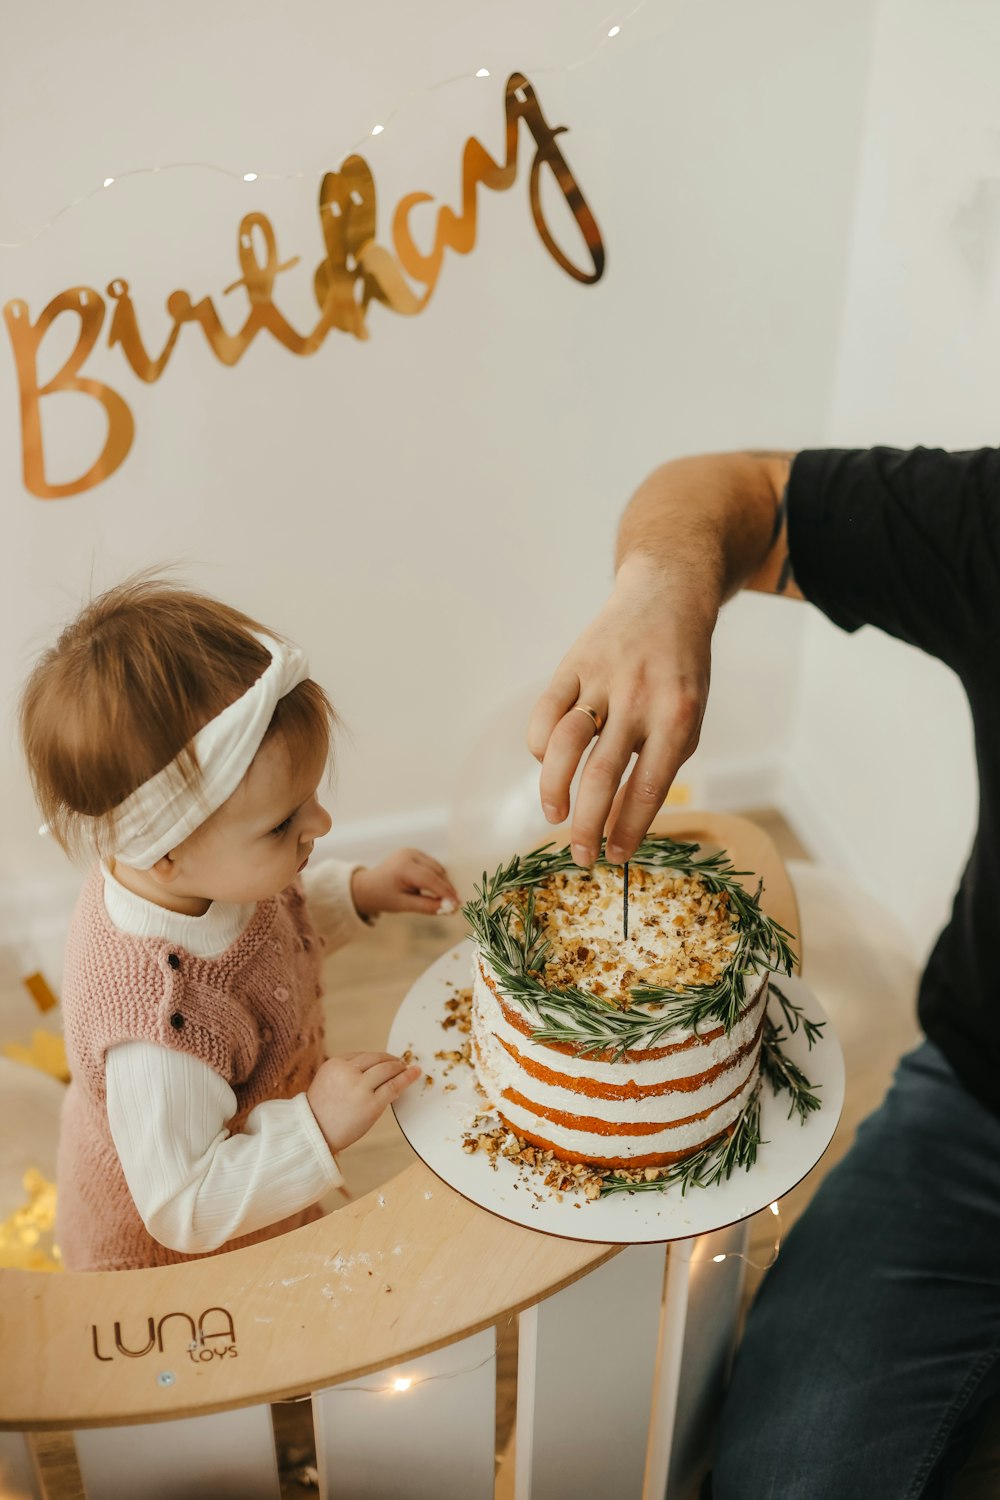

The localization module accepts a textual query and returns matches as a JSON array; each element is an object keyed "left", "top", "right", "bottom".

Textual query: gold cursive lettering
[
  {"left": 106, "top": 279, "right": 183, "bottom": 381},
  {"left": 3, "top": 73, "right": 605, "bottom": 500},
  {"left": 313, "top": 157, "right": 425, "bottom": 340},
  {"left": 392, "top": 72, "right": 604, "bottom": 300},
  {"left": 3, "top": 289, "right": 134, "bottom": 499}
]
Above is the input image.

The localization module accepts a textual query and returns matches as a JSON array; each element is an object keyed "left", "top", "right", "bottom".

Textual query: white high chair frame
[{"left": 0, "top": 812, "right": 800, "bottom": 1500}]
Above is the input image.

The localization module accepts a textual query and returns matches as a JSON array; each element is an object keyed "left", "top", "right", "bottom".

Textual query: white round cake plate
[{"left": 390, "top": 940, "right": 845, "bottom": 1245}]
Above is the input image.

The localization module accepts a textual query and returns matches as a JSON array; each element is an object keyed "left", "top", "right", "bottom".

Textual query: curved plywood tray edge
[
  {"left": 0, "top": 1159, "right": 618, "bottom": 1430},
  {"left": 0, "top": 810, "right": 793, "bottom": 1429}
]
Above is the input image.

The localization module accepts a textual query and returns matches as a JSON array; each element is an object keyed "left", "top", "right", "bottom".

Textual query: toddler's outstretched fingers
[
  {"left": 403, "top": 892, "right": 459, "bottom": 915},
  {"left": 423, "top": 888, "right": 459, "bottom": 915},
  {"left": 376, "top": 1063, "right": 422, "bottom": 1098},
  {"left": 341, "top": 1051, "right": 398, "bottom": 1069},
  {"left": 412, "top": 866, "right": 457, "bottom": 900},
  {"left": 365, "top": 1058, "right": 421, "bottom": 1091}
]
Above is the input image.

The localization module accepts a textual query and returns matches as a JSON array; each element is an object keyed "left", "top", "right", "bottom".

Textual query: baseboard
[
  {"left": 0, "top": 759, "right": 882, "bottom": 955},
  {"left": 699, "top": 754, "right": 783, "bottom": 813},
  {"left": 321, "top": 759, "right": 791, "bottom": 866},
  {"left": 771, "top": 759, "right": 862, "bottom": 880},
  {"left": 707, "top": 750, "right": 889, "bottom": 913},
  {"left": 0, "top": 872, "right": 82, "bottom": 950},
  {"left": 319, "top": 759, "right": 788, "bottom": 869}
]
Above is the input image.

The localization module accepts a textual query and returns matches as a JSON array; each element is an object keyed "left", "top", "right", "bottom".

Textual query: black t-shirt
[{"left": 787, "top": 445, "right": 1000, "bottom": 1116}]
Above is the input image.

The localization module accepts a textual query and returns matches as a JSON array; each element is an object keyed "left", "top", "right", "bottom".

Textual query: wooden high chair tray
[{"left": 390, "top": 941, "right": 845, "bottom": 1245}]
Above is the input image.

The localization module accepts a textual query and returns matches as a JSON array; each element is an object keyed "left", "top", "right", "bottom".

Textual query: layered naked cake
[{"left": 468, "top": 855, "right": 771, "bottom": 1171}]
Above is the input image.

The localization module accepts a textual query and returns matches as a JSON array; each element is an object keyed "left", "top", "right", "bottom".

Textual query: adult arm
[
  {"left": 106, "top": 1041, "right": 342, "bottom": 1254},
  {"left": 527, "top": 451, "right": 799, "bottom": 864}
]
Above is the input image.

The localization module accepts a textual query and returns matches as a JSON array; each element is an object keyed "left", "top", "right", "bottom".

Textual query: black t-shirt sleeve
[{"left": 786, "top": 445, "right": 1000, "bottom": 670}]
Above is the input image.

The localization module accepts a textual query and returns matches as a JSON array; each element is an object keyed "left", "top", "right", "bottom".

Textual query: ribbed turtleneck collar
[{"left": 101, "top": 864, "right": 256, "bottom": 958}]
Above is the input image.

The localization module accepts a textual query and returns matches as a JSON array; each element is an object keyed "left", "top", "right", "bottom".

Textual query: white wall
[
  {"left": 0, "top": 3, "right": 876, "bottom": 985},
  {"left": 785, "top": 0, "right": 993, "bottom": 955}
]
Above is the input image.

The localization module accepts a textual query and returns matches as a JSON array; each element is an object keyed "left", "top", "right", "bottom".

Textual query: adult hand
[{"left": 526, "top": 555, "right": 715, "bottom": 866}]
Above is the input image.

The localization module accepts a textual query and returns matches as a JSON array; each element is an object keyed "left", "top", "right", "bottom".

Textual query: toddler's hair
[{"left": 20, "top": 576, "right": 335, "bottom": 860}]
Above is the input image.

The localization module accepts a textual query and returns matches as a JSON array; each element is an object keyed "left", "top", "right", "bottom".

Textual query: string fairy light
[
  {"left": 276, "top": 1344, "right": 501, "bottom": 1402},
  {"left": 362, "top": 1352, "right": 496, "bottom": 1395},
  {"left": 0, "top": 3, "right": 648, "bottom": 251},
  {"left": 710, "top": 1200, "right": 783, "bottom": 1272},
  {"left": 275, "top": 1201, "right": 782, "bottom": 1409}
]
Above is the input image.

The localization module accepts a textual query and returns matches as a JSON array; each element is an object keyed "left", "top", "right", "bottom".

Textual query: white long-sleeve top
[{"left": 103, "top": 860, "right": 369, "bottom": 1254}]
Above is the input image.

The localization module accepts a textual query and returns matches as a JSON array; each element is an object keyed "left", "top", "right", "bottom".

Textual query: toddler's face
[{"left": 167, "top": 733, "right": 332, "bottom": 904}]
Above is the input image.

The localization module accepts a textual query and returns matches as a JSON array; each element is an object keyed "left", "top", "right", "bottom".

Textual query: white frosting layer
[
  {"left": 471, "top": 955, "right": 766, "bottom": 1163},
  {"left": 472, "top": 987, "right": 760, "bottom": 1126},
  {"left": 473, "top": 957, "right": 767, "bottom": 1086},
  {"left": 483, "top": 1065, "right": 761, "bottom": 1162}
]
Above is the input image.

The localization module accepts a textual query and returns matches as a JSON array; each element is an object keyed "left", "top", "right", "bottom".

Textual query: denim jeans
[{"left": 711, "top": 1041, "right": 1000, "bottom": 1499}]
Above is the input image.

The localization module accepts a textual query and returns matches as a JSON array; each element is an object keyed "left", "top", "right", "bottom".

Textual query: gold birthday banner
[{"left": 3, "top": 73, "right": 605, "bottom": 500}]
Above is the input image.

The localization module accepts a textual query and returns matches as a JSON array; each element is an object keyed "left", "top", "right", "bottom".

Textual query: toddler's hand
[
  {"left": 306, "top": 1052, "right": 421, "bottom": 1157},
  {"left": 351, "top": 848, "right": 460, "bottom": 919}
]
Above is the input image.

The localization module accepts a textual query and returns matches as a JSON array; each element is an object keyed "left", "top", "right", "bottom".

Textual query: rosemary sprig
[
  {"left": 600, "top": 1087, "right": 763, "bottom": 1196},
  {"left": 598, "top": 1016, "right": 823, "bottom": 1196},
  {"left": 770, "top": 981, "right": 826, "bottom": 1049},
  {"left": 463, "top": 836, "right": 798, "bottom": 1056},
  {"left": 761, "top": 1017, "right": 822, "bottom": 1121}
]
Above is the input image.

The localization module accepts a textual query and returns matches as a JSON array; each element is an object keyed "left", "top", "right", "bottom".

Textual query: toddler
[{"left": 19, "top": 578, "right": 457, "bottom": 1271}]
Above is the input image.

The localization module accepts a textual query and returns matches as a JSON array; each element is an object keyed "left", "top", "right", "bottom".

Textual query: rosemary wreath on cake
[{"left": 463, "top": 835, "right": 826, "bottom": 1196}]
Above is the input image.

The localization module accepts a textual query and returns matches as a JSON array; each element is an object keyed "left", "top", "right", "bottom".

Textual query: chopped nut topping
[
  {"left": 502, "top": 867, "right": 738, "bottom": 1005},
  {"left": 459, "top": 1118, "right": 613, "bottom": 1202}
]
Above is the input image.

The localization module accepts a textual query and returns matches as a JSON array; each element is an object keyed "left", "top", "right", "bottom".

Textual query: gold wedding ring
[{"left": 570, "top": 703, "right": 604, "bottom": 733}]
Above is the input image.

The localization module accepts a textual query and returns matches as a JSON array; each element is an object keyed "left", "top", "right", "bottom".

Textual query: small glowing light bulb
[
  {"left": 371, "top": 123, "right": 385, "bottom": 136},
  {"left": 476, "top": 68, "right": 490, "bottom": 77},
  {"left": 392, "top": 1376, "right": 412, "bottom": 1392},
  {"left": 769, "top": 1201, "right": 780, "bottom": 1216},
  {"left": 243, "top": 172, "right": 258, "bottom": 182},
  {"left": 607, "top": 25, "right": 621, "bottom": 37},
  {"left": 103, "top": 177, "right": 115, "bottom": 188},
  {"left": 712, "top": 1253, "right": 726, "bottom": 1263}
]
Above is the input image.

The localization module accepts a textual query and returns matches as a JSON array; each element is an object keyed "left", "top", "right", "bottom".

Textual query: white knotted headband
[{"left": 103, "top": 631, "right": 309, "bottom": 869}]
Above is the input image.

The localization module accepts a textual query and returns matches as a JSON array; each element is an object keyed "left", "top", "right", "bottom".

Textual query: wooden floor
[{"left": 25, "top": 809, "right": 999, "bottom": 1497}]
